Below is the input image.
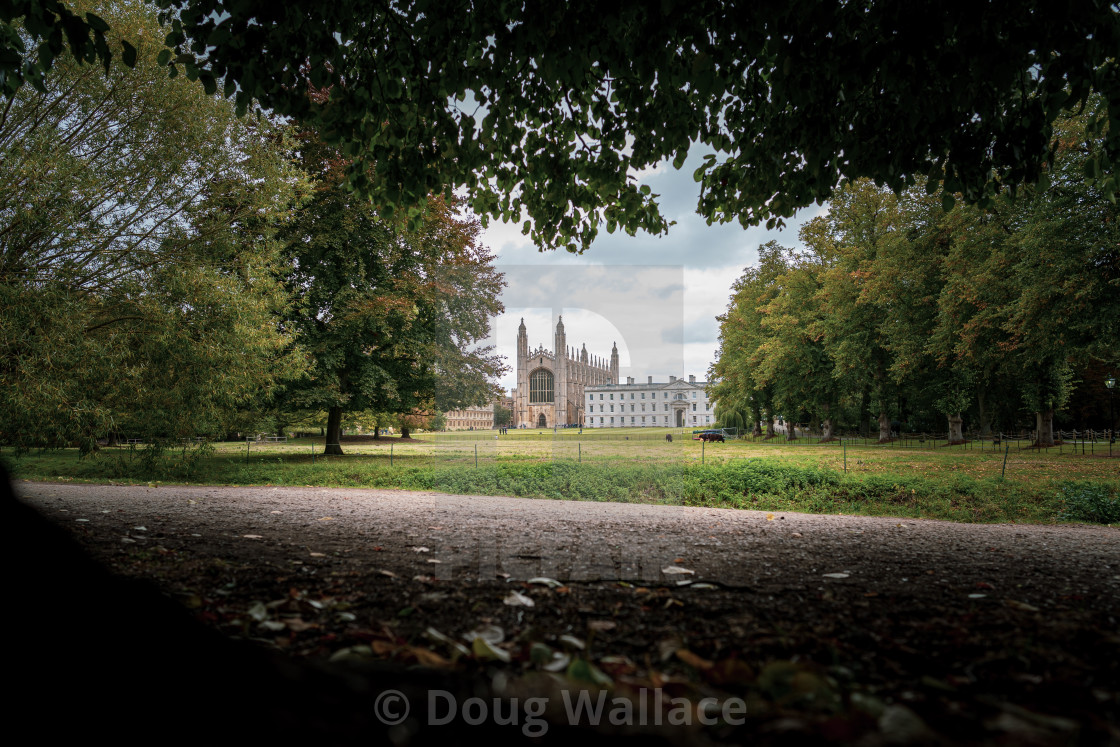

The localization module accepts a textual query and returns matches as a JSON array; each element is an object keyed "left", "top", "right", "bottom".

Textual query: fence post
[
  {"left": 475, "top": 443, "right": 478, "bottom": 468},
  {"left": 578, "top": 442, "right": 581, "bottom": 463},
  {"left": 246, "top": 439, "right": 250, "bottom": 464},
  {"left": 311, "top": 442, "right": 315, "bottom": 464},
  {"left": 390, "top": 444, "right": 393, "bottom": 467},
  {"left": 843, "top": 438, "right": 847, "bottom": 472},
  {"left": 1001, "top": 444, "right": 1010, "bottom": 480},
  {"left": 702, "top": 438, "right": 705, "bottom": 465}
]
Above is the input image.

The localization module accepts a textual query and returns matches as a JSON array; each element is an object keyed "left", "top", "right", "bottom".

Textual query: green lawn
[{"left": 5, "top": 431, "right": 1117, "bottom": 525}]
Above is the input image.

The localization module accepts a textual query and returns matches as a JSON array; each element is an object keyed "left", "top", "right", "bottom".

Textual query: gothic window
[{"left": 529, "top": 369, "right": 554, "bottom": 403}]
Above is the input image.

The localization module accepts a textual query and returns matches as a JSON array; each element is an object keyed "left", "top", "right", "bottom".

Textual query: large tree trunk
[
  {"left": 947, "top": 413, "right": 964, "bottom": 444},
  {"left": 324, "top": 407, "right": 344, "bottom": 455},
  {"left": 400, "top": 425, "right": 411, "bottom": 439},
  {"left": 976, "top": 387, "right": 992, "bottom": 438},
  {"left": 1034, "top": 409, "right": 1055, "bottom": 447},
  {"left": 765, "top": 416, "right": 776, "bottom": 439},
  {"left": 821, "top": 418, "right": 836, "bottom": 442},
  {"left": 786, "top": 422, "right": 797, "bottom": 441},
  {"left": 752, "top": 420, "right": 763, "bottom": 437},
  {"left": 878, "top": 412, "right": 892, "bottom": 443},
  {"left": 859, "top": 387, "right": 872, "bottom": 438}
]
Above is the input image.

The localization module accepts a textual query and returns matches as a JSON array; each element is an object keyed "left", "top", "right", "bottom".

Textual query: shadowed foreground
[{"left": 14, "top": 478, "right": 1120, "bottom": 744}]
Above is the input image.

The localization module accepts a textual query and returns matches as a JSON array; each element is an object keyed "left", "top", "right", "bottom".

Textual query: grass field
[{"left": 5, "top": 428, "right": 1117, "bottom": 525}]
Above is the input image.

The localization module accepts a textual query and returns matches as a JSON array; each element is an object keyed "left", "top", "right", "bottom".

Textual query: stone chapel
[{"left": 515, "top": 317, "right": 616, "bottom": 428}]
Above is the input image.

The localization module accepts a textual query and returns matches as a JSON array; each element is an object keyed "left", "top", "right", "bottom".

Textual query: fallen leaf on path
[
  {"left": 823, "top": 573, "right": 850, "bottom": 579},
  {"left": 588, "top": 620, "right": 616, "bottom": 632},
  {"left": 471, "top": 636, "right": 510, "bottom": 662},
  {"left": 317, "top": 517, "right": 333, "bottom": 521},
  {"left": 527, "top": 577, "right": 563, "bottom": 588},
  {"left": 662, "top": 566, "right": 695, "bottom": 575},
  {"left": 567, "top": 658, "right": 612, "bottom": 685},
  {"left": 767, "top": 513, "right": 775, "bottom": 521},
  {"left": 1005, "top": 599, "right": 1040, "bottom": 612},
  {"left": 242, "top": 535, "right": 263, "bottom": 539},
  {"left": 676, "top": 649, "right": 714, "bottom": 670},
  {"left": 412, "top": 546, "right": 430, "bottom": 553},
  {"left": 404, "top": 645, "right": 451, "bottom": 668},
  {"left": 463, "top": 624, "right": 504, "bottom": 645},
  {"left": 377, "top": 569, "right": 397, "bottom": 578},
  {"left": 503, "top": 591, "right": 534, "bottom": 607},
  {"left": 309, "top": 552, "right": 326, "bottom": 557},
  {"left": 425, "top": 627, "right": 471, "bottom": 658}
]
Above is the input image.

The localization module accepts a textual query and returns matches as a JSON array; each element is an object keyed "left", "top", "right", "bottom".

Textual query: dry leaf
[{"left": 676, "top": 649, "right": 714, "bottom": 670}]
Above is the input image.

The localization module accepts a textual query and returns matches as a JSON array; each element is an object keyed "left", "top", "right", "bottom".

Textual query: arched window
[{"left": 529, "top": 368, "right": 554, "bottom": 403}]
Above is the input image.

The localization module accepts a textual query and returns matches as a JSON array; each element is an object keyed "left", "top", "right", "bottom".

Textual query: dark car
[{"left": 698, "top": 430, "right": 725, "bottom": 442}]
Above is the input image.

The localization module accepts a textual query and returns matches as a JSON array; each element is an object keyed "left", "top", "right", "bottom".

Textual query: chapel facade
[{"left": 515, "top": 317, "right": 617, "bottom": 428}]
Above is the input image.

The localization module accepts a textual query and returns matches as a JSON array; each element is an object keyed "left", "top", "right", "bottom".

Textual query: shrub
[{"left": 1057, "top": 482, "right": 1120, "bottom": 524}]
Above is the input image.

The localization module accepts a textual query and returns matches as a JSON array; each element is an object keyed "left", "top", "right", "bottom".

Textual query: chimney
[
  {"left": 627, "top": 376, "right": 633, "bottom": 385},
  {"left": 648, "top": 376, "right": 653, "bottom": 384},
  {"left": 669, "top": 375, "right": 676, "bottom": 383},
  {"left": 689, "top": 375, "right": 695, "bottom": 383}
]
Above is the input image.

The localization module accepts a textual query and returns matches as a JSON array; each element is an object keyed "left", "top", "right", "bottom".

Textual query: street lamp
[{"left": 1107, "top": 376, "right": 1116, "bottom": 455}]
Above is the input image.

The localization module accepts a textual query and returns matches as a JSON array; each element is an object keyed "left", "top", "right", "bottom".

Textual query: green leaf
[
  {"left": 566, "top": 658, "right": 612, "bottom": 685},
  {"left": 940, "top": 192, "right": 955, "bottom": 212},
  {"left": 120, "top": 41, "right": 137, "bottom": 68},
  {"left": 85, "top": 13, "right": 111, "bottom": 33},
  {"left": 156, "top": 48, "right": 171, "bottom": 66}
]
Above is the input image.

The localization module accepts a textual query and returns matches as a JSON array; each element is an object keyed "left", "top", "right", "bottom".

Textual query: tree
[
  {"left": 492, "top": 404, "right": 511, "bottom": 429},
  {"left": 0, "top": 2, "right": 305, "bottom": 452},
  {"left": 4, "top": 1, "right": 1118, "bottom": 250},
  {"left": 280, "top": 136, "right": 505, "bottom": 455}
]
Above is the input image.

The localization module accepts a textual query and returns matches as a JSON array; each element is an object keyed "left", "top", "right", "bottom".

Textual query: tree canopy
[
  {"left": 3, "top": 1, "right": 1118, "bottom": 251},
  {"left": 279, "top": 134, "right": 505, "bottom": 454},
  {"left": 0, "top": 1, "right": 306, "bottom": 452},
  {"left": 710, "top": 112, "right": 1120, "bottom": 445}
]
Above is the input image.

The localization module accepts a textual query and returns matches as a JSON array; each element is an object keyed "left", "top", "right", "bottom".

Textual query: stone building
[
  {"left": 515, "top": 317, "right": 616, "bottom": 428},
  {"left": 585, "top": 375, "right": 714, "bottom": 428},
  {"left": 444, "top": 402, "right": 494, "bottom": 430}
]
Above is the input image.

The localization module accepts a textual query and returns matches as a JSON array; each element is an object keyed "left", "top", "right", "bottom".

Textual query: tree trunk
[
  {"left": 976, "top": 387, "right": 992, "bottom": 437},
  {"left": 821, "top": 419, "right": 835, "bottom": 442},
  {"left": 1034, "top": 409, "right": 1055, "bottom": 447},
  {"left": 859, "top": 387, "right": 871, "bottom": 438},
  {"left": 400, "top": 425, "right": 411, "bottom": 439},
  {"left": 878, "top": 412, "right": 892, "bottom": 443},
  {"left": 765, "top": 416, "right": 776, "bottom": 439},
  {"left": 324, "top": 407, "right": 344, "bottom": 455},
  {"left": 947, "top": 413, "right": 964, "bottom": 444},
  {"left": 752, "top": 420, "right": 762, "bottom": 437},
  {"left": 786, "top": 422, "right": 797, "bottom": 441}
]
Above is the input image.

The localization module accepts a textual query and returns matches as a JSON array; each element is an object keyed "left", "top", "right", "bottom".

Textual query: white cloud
[{"left": 482, "top": 157, "right": 829, "bottom": 393}]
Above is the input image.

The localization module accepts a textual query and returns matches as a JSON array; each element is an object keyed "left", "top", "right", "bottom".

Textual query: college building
[
  {"left": 513, "top": 317, "right": 713, "bottom": 428},
  {"left": 585, "top": 375, "right": 714, "bottom": 428},
  {"left": 443, "top": 403, "right": 494, "bottom": 430}
]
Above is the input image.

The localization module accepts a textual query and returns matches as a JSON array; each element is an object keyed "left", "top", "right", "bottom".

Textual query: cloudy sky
[{"left": 481, "top": 151, "right": 828, "bottom": 393}]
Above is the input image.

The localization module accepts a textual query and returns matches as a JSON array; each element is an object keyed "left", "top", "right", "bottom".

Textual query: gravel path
[{"left": 17, "top": 481, "right": 1119, "bottom": 609}]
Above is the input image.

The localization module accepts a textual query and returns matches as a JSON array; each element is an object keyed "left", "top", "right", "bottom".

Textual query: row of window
[
  {"left": 590, "top": 402, "right": 711, "bottom": 413},
  {"left": 589, "top": 391, "right": 705, "bottom": 401},
  {"left": 588, "top": 415, "right": 713, "bottom": 426}
]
